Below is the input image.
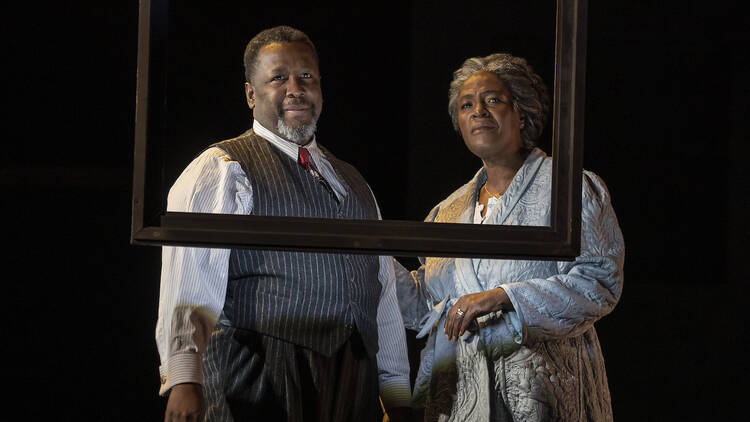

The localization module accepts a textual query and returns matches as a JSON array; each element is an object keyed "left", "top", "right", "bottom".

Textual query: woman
[{"left": 396, "top": 53, "right": 624, "bottom": 421}]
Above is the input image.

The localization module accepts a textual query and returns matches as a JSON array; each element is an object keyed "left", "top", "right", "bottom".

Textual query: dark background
[{"left": 4, "top": 1, "right": 748, "bottom": 420}]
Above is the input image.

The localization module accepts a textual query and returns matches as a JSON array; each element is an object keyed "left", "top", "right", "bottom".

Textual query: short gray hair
[
  {"left": 448, "top": 53, "right": 550, "bottom": 150},
  {"left": 243, "top": 26, "right": 318, "bottom": 83}
]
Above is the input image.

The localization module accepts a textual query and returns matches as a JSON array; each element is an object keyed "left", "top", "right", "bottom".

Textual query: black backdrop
[{"left": 4, "top": 1, "right": 748, "bottom": 420}]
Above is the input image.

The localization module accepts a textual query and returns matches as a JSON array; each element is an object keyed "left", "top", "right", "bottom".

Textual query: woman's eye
[
  {"left": 271, "top": 75, "right": 285, "bottom": 81},
  {"left": 302, "top": 72, "right": 312, "bottom": 78},
  {"left": 460, "top": 103, "right": 472, "bottom": 110},
  {"left": 488, "top": 97, "right": 500, "bottom": 103}
]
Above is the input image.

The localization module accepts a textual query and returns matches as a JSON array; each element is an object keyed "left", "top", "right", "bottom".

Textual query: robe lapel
[
  {"left": 455, "top": 257, "right": 484, "bottom": 295},
  {"left": 436, "top": 169, "right": 489, "bottom": 296},
  {"left": 437, "top": 149, "right": 547, "bottom": 296},
  {"left": 431, "top": 181, "right": 477, "bottom": 225},
  {"left": 496, "top": 148, "right": 547, "bottom": 224}
]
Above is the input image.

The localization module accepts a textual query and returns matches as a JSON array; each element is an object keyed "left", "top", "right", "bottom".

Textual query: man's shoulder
[
  {"left": 318, "top": 144, "right": 368, "bottom": 182},
  {"left": 206, "top": 130, "right": 273, "bottom": 163},
  {"left": 212, "top": 130, "right": 259, "bottom": 149}
]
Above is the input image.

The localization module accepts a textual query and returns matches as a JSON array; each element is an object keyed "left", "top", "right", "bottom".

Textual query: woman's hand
[{"left": 444, "top": 288, "right": 512, "bottom": 341}]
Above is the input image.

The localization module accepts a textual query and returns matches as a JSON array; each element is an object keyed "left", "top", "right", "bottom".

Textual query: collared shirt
[
  {"left": 252, "top": 122, "right": 349, "bottom": 201},
  {"left": 156, "top": 121, "right": 411, "bottom": 408}
]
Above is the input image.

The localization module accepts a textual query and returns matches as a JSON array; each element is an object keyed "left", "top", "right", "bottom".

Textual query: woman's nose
[{"left": 472, "top": 103, "right": 489, "bottom": 117}]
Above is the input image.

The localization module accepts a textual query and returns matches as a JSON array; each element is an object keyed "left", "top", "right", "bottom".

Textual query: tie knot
[{"left": 298, "top": 147, "right": 312, "bottom": 170}]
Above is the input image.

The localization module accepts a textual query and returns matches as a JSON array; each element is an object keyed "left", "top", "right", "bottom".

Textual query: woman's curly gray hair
[{"left": 448, "top": 53, "right": 550, "bottom": 150}]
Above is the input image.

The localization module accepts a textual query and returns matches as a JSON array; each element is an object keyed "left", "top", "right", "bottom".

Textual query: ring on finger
[{"left": 457, "top": 308, "right": 465, "bottom": 317}]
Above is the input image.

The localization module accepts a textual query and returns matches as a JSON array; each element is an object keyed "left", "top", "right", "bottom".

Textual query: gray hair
[
  {"left": 448, "top": 53, "right": 550, "bottom": 150},
  {"left": 243, "top": 25, "right": 318, "bottom": 83}
]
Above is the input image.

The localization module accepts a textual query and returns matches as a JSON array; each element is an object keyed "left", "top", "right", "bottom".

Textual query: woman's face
[{"left": 457, "top": 71, "right": 524, "bottom": 161}]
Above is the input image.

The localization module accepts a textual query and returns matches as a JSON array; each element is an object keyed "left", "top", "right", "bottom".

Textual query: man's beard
[
  {"left": 276, "top": 118, "right": 317, "bottom": 144},
  {"left": 276, "top": 101, "right": 318, "bottom": 144}
]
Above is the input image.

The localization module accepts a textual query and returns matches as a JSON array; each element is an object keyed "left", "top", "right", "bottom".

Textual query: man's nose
[{"left": 286, "top": 76, "right": 305, "bottom": 97}]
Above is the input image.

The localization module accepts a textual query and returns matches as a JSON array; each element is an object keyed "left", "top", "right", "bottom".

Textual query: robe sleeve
[
  {"left": 392, "top": 205, "right": 441, "bottom": 331},
  {"left": 500, "top": 171, "right": 625, "bottom": 345},
  {"left": 392, "top": 259, "right": 432, "bottom": 332}
]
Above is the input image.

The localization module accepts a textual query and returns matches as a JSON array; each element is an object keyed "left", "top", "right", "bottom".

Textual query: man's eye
[
  {"left": 302, "top": 72, "right": 312, "bottom": 78},
  {"left": 487, "top": 97, "right": 500, "bottom": 104},
  {"left": 271, "top": 75, "right": 286, "bottom": 81},
  {"left": 460, "top": 103, "right": 472, "bottom": 110}
]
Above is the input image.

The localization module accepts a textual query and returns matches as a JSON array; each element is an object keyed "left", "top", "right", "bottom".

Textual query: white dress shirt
[{"left": 156, "top": 121, "right": 411, "bottom": 408}]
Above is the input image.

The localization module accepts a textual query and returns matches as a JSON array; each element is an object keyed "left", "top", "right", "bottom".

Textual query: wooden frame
[{"left": 131, "top": 0, "right": 587, "bottom": 260}]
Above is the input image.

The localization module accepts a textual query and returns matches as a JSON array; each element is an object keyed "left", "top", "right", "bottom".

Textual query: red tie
[
  {"left": 298, "top": 147, "right": 312, "bottom": 170},
  {"left": 297, "top": 146, "right": 339, "bottom": 202}
]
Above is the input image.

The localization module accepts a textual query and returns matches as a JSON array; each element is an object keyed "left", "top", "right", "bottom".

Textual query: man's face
[
  {"left": 457, "top": 71, "right": 524, "bottom": 160},
  {"left": 245, "top": 41, "right": 323, "bottom": 145}
]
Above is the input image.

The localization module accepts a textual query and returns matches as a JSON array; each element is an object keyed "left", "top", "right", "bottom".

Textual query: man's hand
[
  {"left": 165, "top": 383, "right": 205, "bottom": 422},
  {"left": 383, "top": 406, "right": 415, "bottom": 422},
  {"left": 444, "top": 288, "right": 512, "bottom": 341}
]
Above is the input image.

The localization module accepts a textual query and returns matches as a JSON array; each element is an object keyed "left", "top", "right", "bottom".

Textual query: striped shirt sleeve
[
  {"left": 376, "top": 255, "right": 413, "bottom": 409},
  {"left": 370, "top": 192, "right": 412, "bottom": 409},
  {"left": 155, "top": 147, "right": 251, "bottom": 396}
]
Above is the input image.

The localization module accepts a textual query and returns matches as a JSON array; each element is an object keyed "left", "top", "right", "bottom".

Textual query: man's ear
[{"left": 244, "top": 82, "right": 255, "bottom": 109}]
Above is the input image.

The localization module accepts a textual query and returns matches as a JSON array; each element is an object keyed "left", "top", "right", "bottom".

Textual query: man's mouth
[
  {"left": 281, "top": 103, "right": 312, "bottom": 117},
  {"left": 282, "top": 99, "right": 310, "bottom": 110}
]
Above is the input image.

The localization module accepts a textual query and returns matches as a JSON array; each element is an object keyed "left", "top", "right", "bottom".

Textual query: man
[{"left": 156, "top": 26, "right": 411, "bottom": 421}]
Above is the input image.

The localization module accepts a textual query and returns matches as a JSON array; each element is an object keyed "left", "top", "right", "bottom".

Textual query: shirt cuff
[
  {"left": 379, "top": 376, "right": 412, "bottom": 410},
  {"left": 158, "top": 352, "right": 203, "bottom": 396}
]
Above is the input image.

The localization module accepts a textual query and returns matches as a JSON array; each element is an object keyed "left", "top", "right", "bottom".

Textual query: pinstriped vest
[{"left": 213, "top": 131, "right": 381, "bottom": 357}]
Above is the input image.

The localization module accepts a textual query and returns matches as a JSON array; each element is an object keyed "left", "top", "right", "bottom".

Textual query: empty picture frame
[{"left": 131, "top": 0, "right": 587, "bottom": 260}]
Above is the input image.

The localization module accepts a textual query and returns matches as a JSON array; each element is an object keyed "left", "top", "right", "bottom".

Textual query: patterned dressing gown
[{"left": 396, "top": 148, "right": 625, "bottom": 421}]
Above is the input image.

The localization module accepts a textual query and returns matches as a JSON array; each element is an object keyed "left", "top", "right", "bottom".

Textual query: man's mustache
[{"left": 278, "top": 99, "right": 314, "bottom": 114}]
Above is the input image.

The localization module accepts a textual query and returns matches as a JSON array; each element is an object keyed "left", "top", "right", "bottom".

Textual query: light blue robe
[{"left": 396, "top": 149, "right": 625, "bottom": 421}]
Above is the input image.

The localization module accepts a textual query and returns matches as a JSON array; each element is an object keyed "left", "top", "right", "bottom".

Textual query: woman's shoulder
[
  {"left": 581, "top": 169, "right": 613, "bottom": 205},
  {"left": 424, "top": 173, "right": 481, "bottom": 222},
  {"left": 535, "top": 152, "right": 612, "bottom": 204}
]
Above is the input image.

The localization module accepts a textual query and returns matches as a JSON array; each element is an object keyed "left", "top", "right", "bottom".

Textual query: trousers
[{"left": 203, "top": 321, "right": 381, "bottom": 422}]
